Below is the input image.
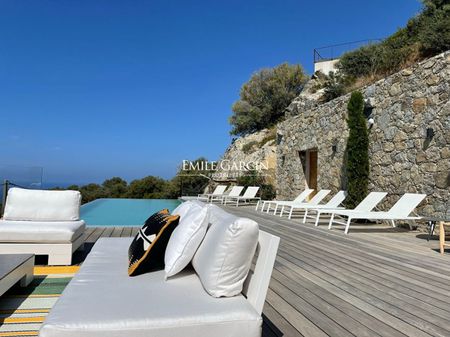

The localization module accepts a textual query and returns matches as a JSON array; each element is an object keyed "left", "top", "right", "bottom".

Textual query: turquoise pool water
[{"left": 80, "top": 198, "right": 181, "bottom": 226}]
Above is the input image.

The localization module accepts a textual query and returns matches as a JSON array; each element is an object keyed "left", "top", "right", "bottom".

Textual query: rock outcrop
[{"left": 212, "top": 128, "right": 277, "bottom": 186}]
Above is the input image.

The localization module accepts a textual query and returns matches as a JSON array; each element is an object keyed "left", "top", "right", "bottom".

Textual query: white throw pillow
[
  {"left": 165, "top": 204, "right": 209, "bottom": 278},
  {"left": 192, "top": 205, "right": 259, "bottom": 297},
  {"left": 171, "top": 200, "right": 206, "bottom": 218}
]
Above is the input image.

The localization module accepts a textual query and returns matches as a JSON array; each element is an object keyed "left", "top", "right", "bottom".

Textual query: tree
[
  {"left": 102, "top": 177, "right": 128, "bottom": 198},
  {"left": 171, "top": 157, "right": 211, "bottom": 197},
  {"left": 229, "top": 63, "right": 307, "bottom": 136},
  {"left": 126, "top": 176, "right": 170, "bottom": 199},
  {"left": 416, "top": 0, "right": 450, "bottom": 55},
  {"left": 345, "top": 92, "right": 369, "bottom": 208}
]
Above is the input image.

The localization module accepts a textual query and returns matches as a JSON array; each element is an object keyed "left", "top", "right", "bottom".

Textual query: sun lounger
[
  {"left": 280, "top": 190, "right": 347, "bottom": 220},
  {"left": 223, "top": 186, "right": 260, "bottom": 206},
  {"left": 0, "top": 188, "right": 85, "bottom": 265},
  {"left": 197, "top": 185, "right": 227, "bottom": 202},
  {"left": 276, "top": 189, "right": 331, "bottom": 217},
  {"left": 312, "top": 191, "right": 387, "bottom": 228},
  {"left": 209, "top": 185, "right": 244, "bottom": 203},
  {"left": 328, "top": 193, "right": 426, "bottom": 234},
  {"left": 256, "top": 188, "right": 314, "bottom": 213}
]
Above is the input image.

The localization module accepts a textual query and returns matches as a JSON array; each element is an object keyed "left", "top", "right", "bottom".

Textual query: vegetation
[
  {"left": 56, "top": 158, "right": 210, "bottom": 203},
  {"left": 229, "top": 63, "right": 307, "bottom": 136},
  {"left": 242, "top": 127, "right": 277, "bottom": 154},
  {"left": 242, "top": 141, "right": 259, "bottom": 154},
  {"left": 345, "top": 92, "right": 369, "bottom": 208},
  {"left": 322, "top": 0, "right": 450, "bottom": 100},
  {"left": 236, "top": 170, "right": 276, "bottom": 200}
]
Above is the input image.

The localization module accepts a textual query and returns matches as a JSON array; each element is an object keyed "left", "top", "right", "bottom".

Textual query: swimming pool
[{"left": 80, "top": 198, "right": 181, "bottom": 226}]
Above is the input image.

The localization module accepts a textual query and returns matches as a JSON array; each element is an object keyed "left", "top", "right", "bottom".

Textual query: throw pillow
[
  {"left": 164, "top": 204, "right": 209, "bottom": 278},
  {"left": 128, "top": 209, "right": 180, "bottom": 276}
]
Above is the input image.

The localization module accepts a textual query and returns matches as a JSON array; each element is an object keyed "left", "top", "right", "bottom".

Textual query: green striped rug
[{"left": 0, "top": 268, "right": 76, "bottom": 337}]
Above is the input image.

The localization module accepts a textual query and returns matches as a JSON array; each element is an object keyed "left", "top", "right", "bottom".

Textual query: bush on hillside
[
  {"left": 229, "top": 63, "right": 307, "bottom": 136},
  {"left": 328, "top": 0, "right": 450, "bottom": 100},
  {"left": 236, "top": 170, "right": 276, "bottom": 200},
  {"left": 345, "top": 92, "right": 369, "bottom": 208}
]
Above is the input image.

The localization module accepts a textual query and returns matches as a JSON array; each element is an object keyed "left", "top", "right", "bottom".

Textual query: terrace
[{"left": 76, "top": 205, "right": 450, "bottom": 337}]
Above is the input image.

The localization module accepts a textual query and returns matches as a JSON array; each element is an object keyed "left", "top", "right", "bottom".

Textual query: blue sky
[{"left": 0, "top": 0, "right": 422, "bottom": 185}]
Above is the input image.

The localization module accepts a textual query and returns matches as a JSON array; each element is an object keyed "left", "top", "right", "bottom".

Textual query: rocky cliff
[{"left": 212, "top": 128, "right": 277, "bottom": 185}]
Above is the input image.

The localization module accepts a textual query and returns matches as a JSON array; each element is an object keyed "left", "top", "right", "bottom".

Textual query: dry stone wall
[{"left": 277, "top": 51, "right": 450, "bottom": 217}]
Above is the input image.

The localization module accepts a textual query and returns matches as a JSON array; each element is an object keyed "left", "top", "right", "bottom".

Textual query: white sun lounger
[
  {"left": 328, "top": 193, "right": 426, "bottom": 234},
  {"left": 281, "top": 190, "right": 347, "bottom": 221},
  {"left": 312, "top": 191, "right": 388, "bottom": 228},
  {"left": 224, "top": 186, "right": 260, "bottom": 206},
  {"left": 256, "top": 189, "right": 314, "bottom": 213},
  {"left": 197, "top": 185, "right": 227, "bottom": 202},
  {"left": 276, "top": 189, "right": 331, "bottom": 217},
  {"left": 209, "top": 186, "right": 244, "bottom": 203}
]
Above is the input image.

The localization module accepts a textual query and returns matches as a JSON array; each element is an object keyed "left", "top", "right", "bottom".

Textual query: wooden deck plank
[{"left": 221, "top": 206, "right": 450, "bottom": 337}]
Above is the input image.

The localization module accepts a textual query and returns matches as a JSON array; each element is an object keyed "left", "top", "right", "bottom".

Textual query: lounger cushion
[
  {"left": 128, "top": 210, "right": 180, "bottom": 276},
  {"left": 0, "top": 220, "right": 85, "bottom": 243},
  {"left": 165, "top": 203, "right": 209, "bottom": 278},
  {"left": 3, "top": 188, "right": 81, "bottom": 221},
  {"left": 39, "top": 238, "right": 262, "bottom": 337},
  {"left": 192, "top": 205, "right": 259, "bottom": 297}
]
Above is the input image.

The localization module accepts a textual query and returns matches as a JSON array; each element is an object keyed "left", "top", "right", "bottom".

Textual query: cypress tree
[{"left": 346, "top": 91, "right": 369, "bottom": 208}]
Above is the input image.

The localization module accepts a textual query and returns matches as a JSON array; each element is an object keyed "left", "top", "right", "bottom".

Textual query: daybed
[{"left": 39, "top": 203, "right": 280, "bottom": 337}]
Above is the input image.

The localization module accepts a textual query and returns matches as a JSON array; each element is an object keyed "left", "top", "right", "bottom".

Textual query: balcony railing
[{"left": 313, "top": 39, "right": 382, "bottom": 63}]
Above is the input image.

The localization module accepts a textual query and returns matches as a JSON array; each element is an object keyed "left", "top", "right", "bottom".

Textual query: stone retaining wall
[{"left": 277, "top": 51, "right": 450, "bottom": 217}]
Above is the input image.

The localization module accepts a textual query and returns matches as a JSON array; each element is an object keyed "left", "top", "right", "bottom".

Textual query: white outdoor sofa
[
  {"left": 0, "top": 188, "right": 86, "bottom": 265},
  {"left": 39, "top": 204, "right": 280, "bottom": 337}
]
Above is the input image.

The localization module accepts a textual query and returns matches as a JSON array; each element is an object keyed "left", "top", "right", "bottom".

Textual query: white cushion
[
  {"left": 171, "top": 200, "right": 207, "bottom": 219},
  {"left": 39, "top": 238, "right": 262, "bottom": 337},
  {"left": 165, "top": 204, "right": 209, "bottom": 278},
  {"left": 0, "top": 220, "right": 85, "bottom": 242},
  {"left": 3, "top": 188, "right": 81, "bottom": 221},
  {"left": 192, "top": 205, "right": 259, "bottom": 297}
]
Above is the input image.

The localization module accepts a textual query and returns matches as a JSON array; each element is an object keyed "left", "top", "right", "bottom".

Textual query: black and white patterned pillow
[{"left": 128, "top": 209, "right": 180, "bottom": 276}]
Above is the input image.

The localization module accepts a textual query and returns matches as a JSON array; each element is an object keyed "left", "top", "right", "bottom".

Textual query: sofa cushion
[
  {"left": 165, "top": 203, "right": 209, "bottom": 278},
  {"left": 0, "top": 220, "right": 85, "bottom": 243},
  {"left": 128, "top": 209, "right": 179, "bottom": 276},
  {"left": 192, "top": 205, "right": 259, "bottom": 297},
  {"left": 39, "top": 237, "right": 262, "bottom": 337},
  {"left": 3, "top": 188, "right": 81, "bottom": 221}
]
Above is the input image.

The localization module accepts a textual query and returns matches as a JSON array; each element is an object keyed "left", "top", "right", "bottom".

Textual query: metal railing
[{"left": 313, "top": 39, "right": 382, "bottom": 63}]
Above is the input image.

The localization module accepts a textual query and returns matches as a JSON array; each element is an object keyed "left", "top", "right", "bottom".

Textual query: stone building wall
[{"left": 277, "top": 51, "right": 450, "bottom": 217}]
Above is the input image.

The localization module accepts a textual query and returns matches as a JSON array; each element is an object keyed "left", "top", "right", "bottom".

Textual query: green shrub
[
  {"left": 322, "top": 72, "right": 351, "bottom": 102},
  {"left": 417, "top": 5, "right": 450, "bottom": 55},
  {"left": 345, "top": 92, "right": 369, "bottom": 208},
  {"left": 229, "top": 63, "right": 307, "bottom": 136},
  {"left": 242, "top": 141, "right": 259, "bottom": 154},
  {"left": 258, "top": 127, "right": 277, "bottom": 147},
  {"left": 236, "top": 170, "right": 276, "bottom": 200},
  {"left": 336, "top": 0, "right": 450, "bottom": 90}
]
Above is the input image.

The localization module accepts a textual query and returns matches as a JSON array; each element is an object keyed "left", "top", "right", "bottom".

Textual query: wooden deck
[{"left": 78, "top": 206, "right": 450, "bottom": 337}]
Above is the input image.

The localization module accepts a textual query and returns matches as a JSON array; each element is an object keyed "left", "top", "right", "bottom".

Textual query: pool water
[{"left": 80, "top": 198, "right": 181, "bottom": 226}]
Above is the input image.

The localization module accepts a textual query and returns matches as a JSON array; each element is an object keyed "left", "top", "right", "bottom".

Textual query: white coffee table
[{"left": 0, "top": 254, "right": 34, "bottom": 297}]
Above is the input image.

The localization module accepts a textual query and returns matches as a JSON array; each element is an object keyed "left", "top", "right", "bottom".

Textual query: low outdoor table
[{"left": 0, "top": 254, "right": 34, "bottom": 297}]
